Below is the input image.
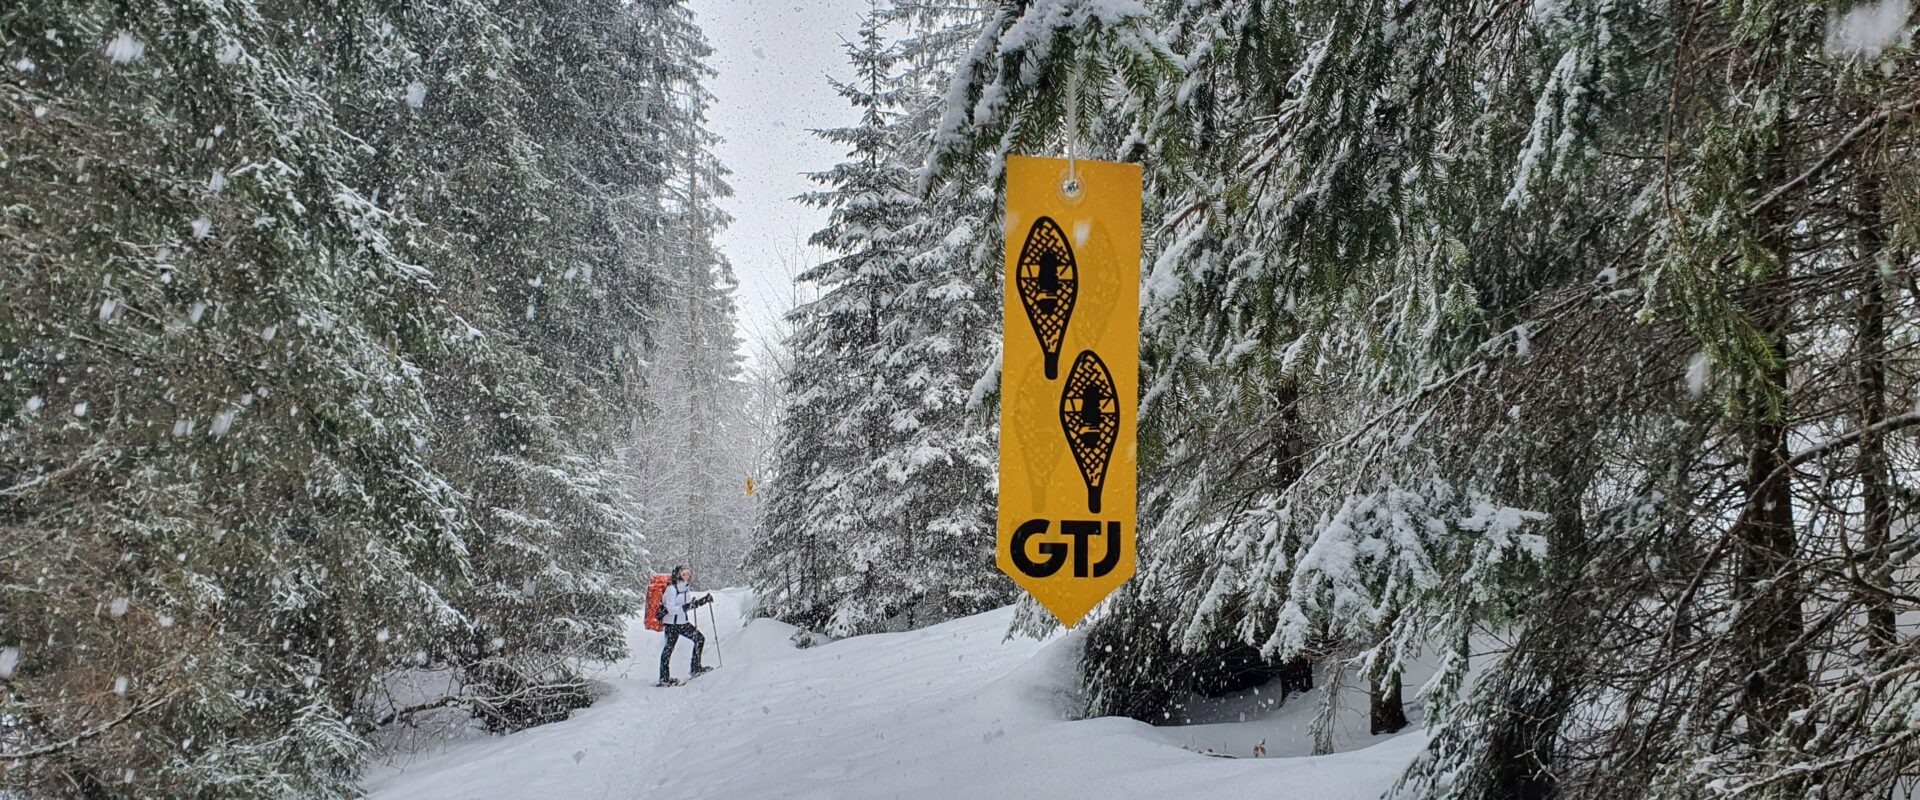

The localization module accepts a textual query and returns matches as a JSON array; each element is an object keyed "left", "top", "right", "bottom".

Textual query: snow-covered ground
[{"left": 364, "top": 590, "right": 1425, "bottom": 799}]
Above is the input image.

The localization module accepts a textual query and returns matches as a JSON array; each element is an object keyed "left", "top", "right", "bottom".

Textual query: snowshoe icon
[
  {"left": 1060, "top": 350, "right": 1119, "bottom": 513},
  {"left": 1015, "top": 216, "right": 1077, "bottom": 380}
]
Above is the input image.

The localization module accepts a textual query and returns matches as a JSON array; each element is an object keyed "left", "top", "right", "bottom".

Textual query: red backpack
[{"left": 644, "top": 574, "right": 671, "bottom": 632}]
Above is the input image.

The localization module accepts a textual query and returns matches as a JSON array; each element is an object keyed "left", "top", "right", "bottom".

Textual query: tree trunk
[
  {"left": 1370, "top": 670, "right": 1408, "bottom": 735},
  {"left": 1854, "top": 179, "right": 1896, "bottom": 654},
  {"left": 1732, "top": 272, "right": 1806, "bottom": 739},
  {"left": 1482, "top": 650, "right": 1569, "bottom": 800},
  {"left": 1726, "top": 113, "right": 1809, "bottom": 735}
]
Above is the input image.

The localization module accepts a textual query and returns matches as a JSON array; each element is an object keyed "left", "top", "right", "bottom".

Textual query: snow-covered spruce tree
[
  {"left": 622, "top": 1, "right": 754, "bottom": 586},
  {"left": 750, "top": 8, "right": 1011, "bottom": 636},
  {"left": 871, "top": 0, "right": 1012, "bottom": 632},
  {"left": 1, "top": 3, "right": 467, "bottom": 796},
  {"left": 1110, "top": 0, "right": 1625, "bottom": 742},
  {"left": 747, "top": 14, "right": 909, "bottom": 633},
  {"left": 360, "top": 0, "right": 705, "bottom": 732},
  {"left": 932, "top": 1, "right": 1920, "bottom": 796},
  {"left": 1377, "top": 6, "right": 1920, "bottom": 797},
  {"left": 1071, "top": 1, "right": 1337, "bottom": 720},
  {"left": 746, "top": 341, "right": 844, "bottom": 632}
]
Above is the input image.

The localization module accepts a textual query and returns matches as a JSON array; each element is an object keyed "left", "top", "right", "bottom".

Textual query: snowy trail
[
  {"left": 365, "top": 590, "right": 1424, "bottom": 799},
  {"left": 364, "top": 590, "right": 762, "bottom": 799}
]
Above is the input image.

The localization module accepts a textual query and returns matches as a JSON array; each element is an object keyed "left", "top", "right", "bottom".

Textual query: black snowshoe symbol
[
  {"left": 1016, "top": 216, "right": 1077, "bottom": 380},
  {"left": 1060, "top": 350, "right": 1119, "bottom": 513}
]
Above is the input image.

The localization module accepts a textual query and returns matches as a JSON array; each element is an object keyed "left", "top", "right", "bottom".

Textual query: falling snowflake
[
  {"left": 1686, "top": 351, "right": 1713, "bottom": 397},
  {"left": 105, "top": 31, "right": 145, "bottom": 64},
  {"left": 1827, "top": 0, "right": 1913, "bottom": 57}
]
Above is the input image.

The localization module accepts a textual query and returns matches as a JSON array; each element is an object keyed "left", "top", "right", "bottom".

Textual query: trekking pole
[{"left": 707, "top": 602, "right": 723, "bottom": 668}]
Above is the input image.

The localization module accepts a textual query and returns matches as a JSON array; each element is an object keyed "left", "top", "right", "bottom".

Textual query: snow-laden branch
[{"left": 0, "top": 692, "right": 175, "bottom": 762}]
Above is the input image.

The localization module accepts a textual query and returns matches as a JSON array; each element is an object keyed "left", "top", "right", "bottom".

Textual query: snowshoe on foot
[
  {"left": 656, "top": 678, "right": 682, "bottom": 688},
  {"left": 690, "top": 666, "right": 714, "bottom": 678}
]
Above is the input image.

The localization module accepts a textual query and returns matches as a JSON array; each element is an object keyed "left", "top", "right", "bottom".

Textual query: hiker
[{"left": 658, "top": 565, "right": 714, "bottom": 686}]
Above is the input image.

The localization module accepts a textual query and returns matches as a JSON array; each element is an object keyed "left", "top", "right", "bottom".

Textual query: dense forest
[
  {"left": 2, "top": 0, "right": 747, "bottom": 795},
  {"left": 6, "top": 0, "right": 1919, "bottom": 797},
  {"left": 751, "top": 0, "right": 1920, "bottom": 797}
]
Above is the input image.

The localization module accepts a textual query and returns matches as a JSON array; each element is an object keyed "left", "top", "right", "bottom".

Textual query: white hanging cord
[{"left": 1063, "top": 59, "right": 1082, "bottom": 197}]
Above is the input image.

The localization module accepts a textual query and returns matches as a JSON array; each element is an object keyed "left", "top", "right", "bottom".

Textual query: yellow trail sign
[{"left": 998, "top": 155, "right": 1141, "bottom": 628}]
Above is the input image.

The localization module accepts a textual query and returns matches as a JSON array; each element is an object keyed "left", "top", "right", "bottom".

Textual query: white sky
[{"left": 690, "top": 0, "right": 874, "bottom": 352}]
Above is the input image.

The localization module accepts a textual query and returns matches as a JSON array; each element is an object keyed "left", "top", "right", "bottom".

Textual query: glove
[{"left": 696, "top": 594, "right": 714, "bottom": 608}]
